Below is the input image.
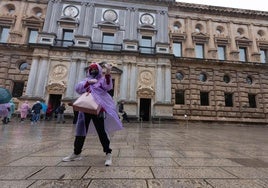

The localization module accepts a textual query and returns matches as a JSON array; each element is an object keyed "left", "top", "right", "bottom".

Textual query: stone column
[
  {"left": 25, "top": 57, "right": 39, "bottom": 97},
  {"left": 74, "top": 60, "right": 87, "bottom": 98},
  {"left": 207, "top": 19, "right": 217, "bottom": 59},
  {"left": 156, "top": 11, "right": 162, "bottom": 42},
  {"left": 43, "top": 0, "right": 54, "bottom": 32},
  {"left": 164, "top": 66, "right": 171, "bottom": 103},
  {"left": 120, "top": 64, "right": 128, "bottom": 100},
  {"left": 129, "top": 63, "right": 137, "bottom": 100},
  {"left": 249, "top": 23, "right": 260, "bottom": 62},
  {"left": 49, "top": 0, "right": 61, "bottom": 33},
  {"left": 84, "top": 3, "right": 94, "bottom": 36},
  {"left": 228, "top": 22, "right": 239, "bottom": 61},
  {"left": 65, "top": 60, "right": 78, "bottom": 98},
  {"left": 130, "top": 8, "right": 138, "bottom": 40},
  {"left": 163, "top": 11, "right": 169, "bottom": 43},
  {"left": 125, "top": 7, "right": 132, "bottom": 39},
  {"left": 229, "top": 22, "right": 237, "bottom": 51},
  {"left": 185, "top": 17, "right": 194, "bottom": 57},
  {"left": 35, "top": 58, "right": 49, "bottom": 97},
  {"left": 156, "top": 65, "right": 163, "bottom": 102},
  {"left": 77, "top": 2, "right": 87, "bottom": 35}
]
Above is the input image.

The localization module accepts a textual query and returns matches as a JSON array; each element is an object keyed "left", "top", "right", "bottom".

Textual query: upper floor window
[
  {"left": 239, "top": 47, "right": 247, "bottom": 62},
  {"left": 173, "top": 22, "right": 181, "bottom": 31},
  {"left": 140, "top": 36, "right": 153, "bottom": 54},
  {"left": 173, "top": 42, "right": 182, "bottom": 57},
  {"left": 102, "top": 33, "right": 115, "bottom": 50},
  {"left": 28, "top": 29, "right": 38, "bottom": 43},
  {"left": 0, "top": 27, "right": 10, "bottom": 43},
  {"left": 260, "top": 49, "right": 267, "bottom": 63},
  {"left": 257, "top": 30, "right": 265, "bottom": 38},
  {"left": 195, "top": 24, "right": 203, "bottom": 33},
  {"left": 237, "top": 28, "right": 244, "bottom": 36},
  {"left": 218, "top": 45, "right": 226, "bottom": 60},
  {"left": 62, "top": 29, "right": 73, "bottom": 47},
  {"left": 195, "top": 44, "right": 204, "bottom": 59},
  {"left": 216, "top": 26, "right": 224, "bottom": 35}
]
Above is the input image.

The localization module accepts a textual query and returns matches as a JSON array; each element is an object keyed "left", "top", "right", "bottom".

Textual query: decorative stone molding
[
  {"left": 74, "top": 35, "right": 91, "bottom": 47},
  {"left": 123, "top": 39, "right": 138, "bottom": 51},
  {"left": 22, "top": 16, "right": 44, "bottom": 28},
  {"left": 0, "top": 15, "right": 15, "bottom": 25},
  {"left": 97, "top": 21, "right": 120, "bottom": 31},
  {"left": 38, "top": 32, "right": 57, "bottom": 45},
  {"left": 192, "top": 32, "right": 210, "bottom": 43},
  {"left": 9, "top": 31, "right": 22, "bottom": 43},
  {"left": 46, "top": 82, "right": 66, "bottom": 94},
  {"left": 235, "top": 36, "right": 252, "bottom": 46},
  {"left": 137, "top": 85, "right": 155, "bottom": 98},
  {"left": 57, "top": 17, "right": 79, "bottom": 27}
]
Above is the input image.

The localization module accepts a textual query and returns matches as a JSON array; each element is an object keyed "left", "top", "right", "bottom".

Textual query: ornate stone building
[
  {"left": 1, "top": 0, "right": 267, "bottom": 123},
  {"left": 169, "top": 3, "right": 268, "bottom": 123},
  {"left": 0, "top": 0, "right": 47, "bottom": 107},
  {"left": 24, "top": 0, "right": 174, "bottom": 119}
]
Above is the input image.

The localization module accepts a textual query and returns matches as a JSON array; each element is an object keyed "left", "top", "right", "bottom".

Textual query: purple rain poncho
[
  {"left": 0, "top": 103, "right": 10, "bottom": 117},
  {"left": 75, "top": 63, "right": 123, "bottom": 136}
]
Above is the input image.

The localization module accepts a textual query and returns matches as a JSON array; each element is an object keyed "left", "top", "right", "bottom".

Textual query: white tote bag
[{"left": 73, "top": 92, "right": 101, "bottom": 115}]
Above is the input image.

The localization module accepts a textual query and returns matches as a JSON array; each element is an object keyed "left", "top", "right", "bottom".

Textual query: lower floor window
[{"left": 12, "top": 81, "right": 24, "bottom": 97}]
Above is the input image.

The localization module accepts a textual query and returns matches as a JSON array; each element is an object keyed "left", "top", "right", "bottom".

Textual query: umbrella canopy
[{"left": 0, "top": 87, "right": 12, "bottom": 104}]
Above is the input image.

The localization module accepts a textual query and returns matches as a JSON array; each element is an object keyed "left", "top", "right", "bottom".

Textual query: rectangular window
[
  {"left": 102, "top": 33, "right": 115, "bottom": 50},
  {"left": 0, "top": 27, "right": 10, "bottom": 43},
  {"left": 173, "top": 42, "right": 182, "bottom": 57},
  {"left": 260, "top": 49, "right": 267, "bottom": 63},
  {"left": 239, "top": 47, "right": 247, "bottom": 62},
  {"left": 62, "top": 29, "right": 73, "bottom": 47},
  {"left": 218, "top": 45, "right": 226, "bottom": 60},
  {"left": 12, "top": 81, "right": 24, "bottom": 97},
  {"left": 195, "top": 44, "right": 204, "bottom": 58},
  {"left": 28, "top": 29, "right": 38, "bottom": 43},
  {"left": 224, "top": 93, "right": 233, "bottom": 107},
  {"left": 200, "top": 91, "right": 209, "bottom": 106},
  {"left": 248, "top": 94, "right": 256, "bottom": 108},
  {"left": 175, "top": 90, "right": 185, "bottom": 104},
  {"left": 140, "top": 36, "right": 153, "bottom": 54}
]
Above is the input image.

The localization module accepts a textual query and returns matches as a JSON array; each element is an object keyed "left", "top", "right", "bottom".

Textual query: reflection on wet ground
[{"left": 0, "top": 120, "right": 267, "bottom": 187}]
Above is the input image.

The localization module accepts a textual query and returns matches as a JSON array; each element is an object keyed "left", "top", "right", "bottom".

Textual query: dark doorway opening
[
  {"left": 48, "top": 94, "right": 62, "bottom": 111},
  {"left": 139, "top": 98, "right": 151, "bottom": 121}
]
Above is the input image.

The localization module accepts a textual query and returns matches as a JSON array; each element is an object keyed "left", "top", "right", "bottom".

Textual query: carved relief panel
[
  {"left": 46, "top": 62, "right": 69, "bottom": 94},
  {"left": 137, "top": 68, "right": 155, "bottom": 98}
]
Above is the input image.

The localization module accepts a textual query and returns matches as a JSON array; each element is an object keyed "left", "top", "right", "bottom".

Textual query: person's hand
[
  {"left": 88, "top": 79, "right": 98, "bottom": 84},
  {"left": 105, "top": 64, "right": 112, "bottom": 74}
]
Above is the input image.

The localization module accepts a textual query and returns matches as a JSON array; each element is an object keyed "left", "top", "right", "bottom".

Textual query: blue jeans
[
  {"left": 32, "top": 113, "right": 40, "bottom": 122},
  {"left": 57, "top": 113, "right": 65, "bottom": 123}
]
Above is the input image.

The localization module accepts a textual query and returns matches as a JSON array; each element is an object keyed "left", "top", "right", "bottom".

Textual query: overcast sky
[{"left": 176, "top": 0, "right": 268, "bottom": 12}]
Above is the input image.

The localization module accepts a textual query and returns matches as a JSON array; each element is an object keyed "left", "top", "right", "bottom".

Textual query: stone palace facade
[{"left": 0, "top": 0, "right": 267, "bottom": 123}]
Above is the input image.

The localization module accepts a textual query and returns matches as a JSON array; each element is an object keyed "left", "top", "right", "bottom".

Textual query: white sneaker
[
  {"left": 62, "top": 153, "right": 82, "bottom": 162},
  {"left": 105, "top": 153, "right": 112, "bottom": 166}
]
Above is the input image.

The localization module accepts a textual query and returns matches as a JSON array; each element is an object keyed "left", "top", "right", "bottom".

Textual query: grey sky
[{"left": 176, "top": 0, "right": 267, "bottom": 12}]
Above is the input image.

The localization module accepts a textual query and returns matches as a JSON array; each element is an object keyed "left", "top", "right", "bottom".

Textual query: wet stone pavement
[{"left": 0, "top": 119, "right": 268, "bottom": 188}]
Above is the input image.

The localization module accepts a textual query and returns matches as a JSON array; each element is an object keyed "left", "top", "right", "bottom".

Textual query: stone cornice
[{"left": 172, "top": 2, "right": 268, "bottom": 19}]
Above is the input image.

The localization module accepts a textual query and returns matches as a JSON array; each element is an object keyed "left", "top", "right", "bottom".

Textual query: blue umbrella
[{"left": 0, "top": 87, "right": 12, "bottom": 104}]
